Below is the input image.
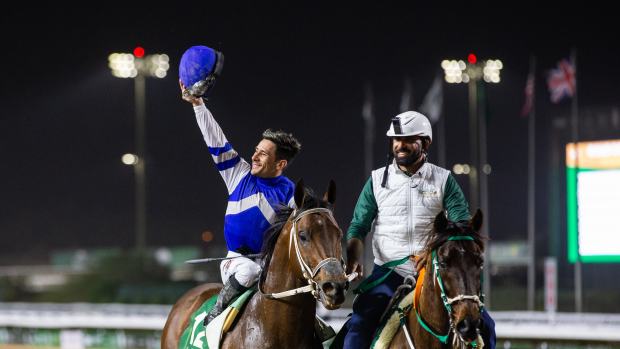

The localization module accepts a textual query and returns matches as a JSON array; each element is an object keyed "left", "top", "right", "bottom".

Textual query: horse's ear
[
  {"left": 434, "top": 211, "right": 448, "bottom": 232},
  {"left": 322, "top": 179, "right": 336, "bottom": 206},
  {"left": 294, "top": 178, "right": 306, "bottom": 208},
  {"left": 471, "top": 209, "right": 483, "bottom": 232}
]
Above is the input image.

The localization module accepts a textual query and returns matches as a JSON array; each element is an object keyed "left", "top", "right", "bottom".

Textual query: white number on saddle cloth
[{"left": 190, "top": 311, "right": 207, "bottom": 348}]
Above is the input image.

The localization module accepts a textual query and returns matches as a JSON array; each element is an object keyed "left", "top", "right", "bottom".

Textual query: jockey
[
  {"left": 342, "top": 111, "right": 497, "bottom": 348},
  {"left": 179, "top": 46, "right": 301, "bottom": 324}
]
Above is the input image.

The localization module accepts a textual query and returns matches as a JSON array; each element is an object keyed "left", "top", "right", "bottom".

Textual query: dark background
[{"left": 1, "top": 3, "right": 618, "bottom": 279}]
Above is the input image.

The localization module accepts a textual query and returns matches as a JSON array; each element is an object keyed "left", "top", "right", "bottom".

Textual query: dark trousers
[{"left": 342, "top": 264, "right": 496, "bottom": 349}]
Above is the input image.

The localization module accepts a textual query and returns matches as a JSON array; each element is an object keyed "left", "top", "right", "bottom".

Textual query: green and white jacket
[{"left": 347, "top": 161, "right": 470, "bottom": 277}]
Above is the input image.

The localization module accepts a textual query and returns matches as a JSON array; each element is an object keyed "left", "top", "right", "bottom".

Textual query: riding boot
[{"left": 204, "top": 274, "right": 248, "bottom": 325}]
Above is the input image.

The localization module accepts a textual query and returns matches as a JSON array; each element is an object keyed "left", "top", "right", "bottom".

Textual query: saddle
[
  {"left": 179, "top": 288, "right": 336, "bottom": 349},
  {"left": 178, "top": 288, "right": 255, "bottom": 349}
]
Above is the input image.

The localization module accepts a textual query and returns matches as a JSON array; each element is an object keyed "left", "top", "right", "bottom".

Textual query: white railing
[{"left": 2, "top": 303, "right": 620, "bottom": 342}]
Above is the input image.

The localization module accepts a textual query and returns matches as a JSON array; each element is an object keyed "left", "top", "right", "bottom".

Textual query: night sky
[{"left": 1, "top": 4, "right": 619, "bottom": 262}]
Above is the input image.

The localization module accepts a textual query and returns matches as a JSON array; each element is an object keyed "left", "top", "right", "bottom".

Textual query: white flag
[
  {"left": 362, "top": 83, "right": 374, "bottom": 175},
  {"left": 362, "top": 83, "right": 373, "bottom": 122},
  {"left": 420, "top": 75, "right": 443, "bottom": 124},
  {"left": 400, "top": 77, "right": 413, "bottom": 112}
]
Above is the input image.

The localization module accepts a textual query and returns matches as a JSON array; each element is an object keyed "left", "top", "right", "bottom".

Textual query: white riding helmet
[{"left": 386, "top": 111, "right": 433, "bottom": 142}]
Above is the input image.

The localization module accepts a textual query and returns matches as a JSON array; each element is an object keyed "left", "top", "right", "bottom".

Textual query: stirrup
[{"left": 203, "top": 274, "right": 248, "bottom": 326}]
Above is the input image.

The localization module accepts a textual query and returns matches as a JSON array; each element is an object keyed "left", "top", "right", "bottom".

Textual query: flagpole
[
  {"left": 362, "top": 82, "right": 374, "bottom": 175},
  {"left": 438, "top": 96, "right": 446, "bottom": 168},
  {"left": 468, "top": 79, "right": 480, "bottom": 217},
  {"left": 400, "top": 77, "right": 413, "bottom": 112},
  {"left": 435, "top": 75, "right": 446, "bottom": 169},
  {"left": 478, "top": 80, "right": 491, "bottom": 308},
  {"left": 527, "top": 55, "right": 537, "bottom": 311},
  {"left": 420, "top": 75, "right": 445, "bottom": 167},
  {"left": 362, "top": 82, "right": 375, "bottom": 278},
  {"left": 570, "top": 48, "right": 582, "bottom": 313}
]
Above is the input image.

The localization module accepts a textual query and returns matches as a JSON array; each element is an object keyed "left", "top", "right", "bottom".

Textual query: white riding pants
[{"left": 219, "top": 251, "right": 262, "bottom": 287}]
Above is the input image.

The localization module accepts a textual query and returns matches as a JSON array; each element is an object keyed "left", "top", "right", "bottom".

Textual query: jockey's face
[
  {"left": 392, "top": 135, "right": 427, "bottom": 166},
  {"left": 251, "top": 139, "right": 287, "bottom": 178}
]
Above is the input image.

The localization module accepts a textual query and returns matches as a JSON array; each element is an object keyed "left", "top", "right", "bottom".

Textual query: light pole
[
  {"left": 441, "top": 55, "right": 502, "bottom": 306},
  {"left": 109, "top": 47, "right": 169, "bottom": 253}
]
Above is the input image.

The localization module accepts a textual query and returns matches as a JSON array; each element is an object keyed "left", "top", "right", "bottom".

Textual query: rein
[
  {"left": 413, "top": 235, "right": 485, "bottom": 348},
  {"left": 259, "top": 207, "right": 357, "bottom": 300}
]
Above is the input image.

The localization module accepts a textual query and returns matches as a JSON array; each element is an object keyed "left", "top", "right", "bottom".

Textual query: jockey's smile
[
  {"left": 392, "top": 135, "right": 427, "bottom": 169},
  {"left": 251, "top": 139, "right": 287, "bottom": 178}
]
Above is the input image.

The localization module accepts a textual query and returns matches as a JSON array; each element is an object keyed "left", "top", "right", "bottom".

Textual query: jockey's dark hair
[{"left": 262, "top": 129, "right": 301, "bottom": 164}]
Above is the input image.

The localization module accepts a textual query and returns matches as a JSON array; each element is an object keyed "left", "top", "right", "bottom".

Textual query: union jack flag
[{"left": 547, "top": 58, "right": 576, "bottom": 103}]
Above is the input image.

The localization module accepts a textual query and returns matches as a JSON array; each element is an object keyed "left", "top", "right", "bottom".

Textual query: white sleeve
[
  {"left": 288, "top": 196, "right": 297, "bottom": 209},
  {"left": 193, "top": 104, "right": 251, "bottom": 193}
]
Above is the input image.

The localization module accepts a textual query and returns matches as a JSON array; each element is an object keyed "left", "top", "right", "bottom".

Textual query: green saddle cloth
[{"left": 178, "top": 289, "right": 255, "bottom": 349}]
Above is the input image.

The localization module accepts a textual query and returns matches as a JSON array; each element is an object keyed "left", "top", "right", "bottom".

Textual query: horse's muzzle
[
  {"left": 318, "top": 279, "right": 348, "bottom": 309},
  {"left": 316, "top": 261, "right": 349, "bottom": 309},
  {"left": 456, "top": 315, "right": 481, "bottom": 342}
]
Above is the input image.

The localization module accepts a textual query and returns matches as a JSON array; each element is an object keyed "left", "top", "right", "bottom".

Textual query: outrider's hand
[
  {"left": 346, "top": 238, "right": 364, "bottom": 281},
  {"left": 179, "top": 80, "right": 203, "bottom": 106}
]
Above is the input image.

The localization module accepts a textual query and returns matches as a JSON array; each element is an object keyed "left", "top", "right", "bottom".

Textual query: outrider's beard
[{"left": 394, "top": 148, "right": 422, "bottom": 166}]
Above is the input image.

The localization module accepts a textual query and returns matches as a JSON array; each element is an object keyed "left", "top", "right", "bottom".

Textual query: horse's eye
[
  {"left": 438, "top": 260, "right": 448, "bottom": 269},
  {"left": 299, "top": 231, "right": 309, "bottom": 242}
]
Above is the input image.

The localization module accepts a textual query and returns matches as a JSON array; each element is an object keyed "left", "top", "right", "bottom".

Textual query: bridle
[
  {"left": 259, "top": 207, "right": 356, "bottom": 300},
  {"left": 412, "top": 235, "right": 485, "bottom": 348}
]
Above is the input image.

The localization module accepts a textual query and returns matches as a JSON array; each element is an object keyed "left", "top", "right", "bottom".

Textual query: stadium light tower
[
  {"left": 441, "top": 54, "right": 502, "bottom": 305},
  {"left": 108, "top": 47, "right": 169, "bottom": 253}
]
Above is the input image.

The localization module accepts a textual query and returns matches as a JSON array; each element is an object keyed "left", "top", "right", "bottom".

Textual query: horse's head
[
  {"left": 425, "top": 209, "right": 485, "bottom": 345},
  {"left": 285, "top": 179, "right": 349, "bottom": 309}
]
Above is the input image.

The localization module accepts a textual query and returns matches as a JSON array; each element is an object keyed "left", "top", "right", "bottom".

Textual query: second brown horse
[{"left": 389, "top": 210, "right": 486, "bottom": 349}]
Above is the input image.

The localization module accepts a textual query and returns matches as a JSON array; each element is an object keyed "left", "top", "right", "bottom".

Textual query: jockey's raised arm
[
  {"left": 193, "top": 103, "right": 250, "bottom": 194},
  {"left": 177, "top": 45, "right": 302, "bottom": 326}
]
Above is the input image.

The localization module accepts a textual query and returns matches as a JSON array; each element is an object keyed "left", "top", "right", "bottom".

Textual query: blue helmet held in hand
[{"left": 179, "top": 45, "right": 224, "bottom": 97}]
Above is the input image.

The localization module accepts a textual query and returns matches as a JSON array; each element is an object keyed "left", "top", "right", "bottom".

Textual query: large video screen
[{"left": 567, "top": 139, "right": 620, "bottom": 263}]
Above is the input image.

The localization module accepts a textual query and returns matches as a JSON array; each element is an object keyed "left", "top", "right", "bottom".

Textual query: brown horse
[
  {"left": 388, "top": 210, "right": 486, "bottom": 349},
  {"left": 161, "top": 180, "right": 351, "bottom": 349}
]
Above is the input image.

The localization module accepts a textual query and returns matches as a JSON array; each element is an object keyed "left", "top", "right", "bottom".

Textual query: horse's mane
[
  {"left": 259, "top": 188, "right": 331, "bottom": 284},
  {"left": 420, "top": 214, "right": 486, "bottom": 255}
]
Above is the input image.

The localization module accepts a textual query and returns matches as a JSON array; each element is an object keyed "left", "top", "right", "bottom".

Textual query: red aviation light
[{"left": 133, "top": 46, "right": 145, "bottom": 58}]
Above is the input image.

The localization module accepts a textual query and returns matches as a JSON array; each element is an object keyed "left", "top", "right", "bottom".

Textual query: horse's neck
[
  {"left": 260, "top": 236, "right": 316, "bottom": 317},
  {"left": 243, "top": 238, "right": 316, "bottom": 347}
]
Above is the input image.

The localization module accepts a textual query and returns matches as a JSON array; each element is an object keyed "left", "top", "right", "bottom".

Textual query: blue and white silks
[{"left": 194, "top": 104, "right": 295, "bottom": 254}]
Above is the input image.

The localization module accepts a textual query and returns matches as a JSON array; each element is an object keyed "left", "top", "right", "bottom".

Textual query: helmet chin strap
[
  {"left": 381, "top": 140, "right": 394, "bottom": 188},
  {"left": 420, "top": 150, "right": 429, "bottom": 164}
]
